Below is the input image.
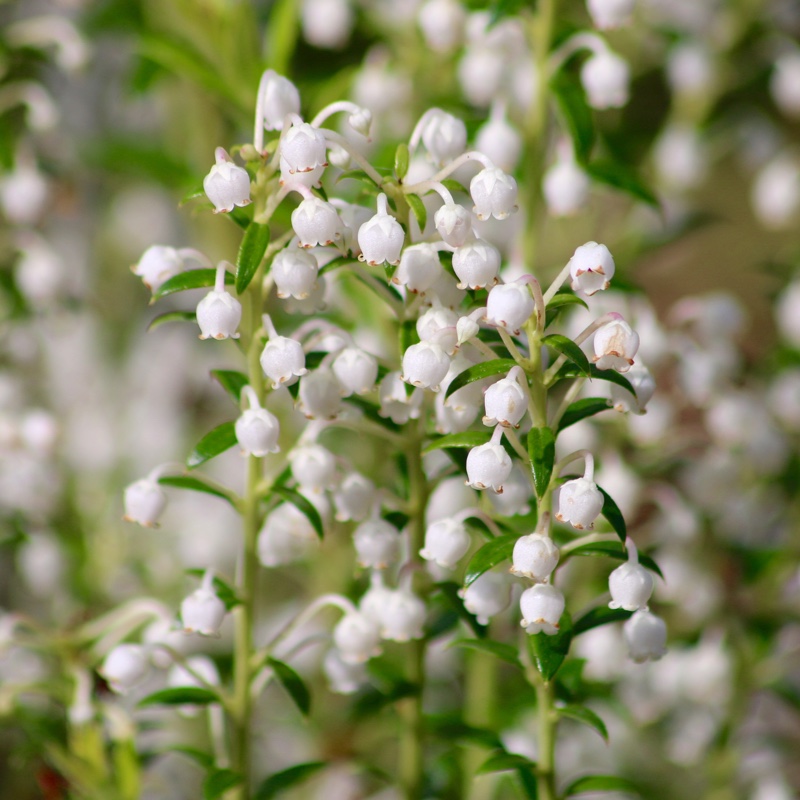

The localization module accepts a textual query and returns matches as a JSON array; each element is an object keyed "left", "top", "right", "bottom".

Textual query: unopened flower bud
[
  {"left": 544, "top": 159, "right": 590, "bottom": 217},
  {"left": 434, "top": 203, "right": 473, "bottom": 247},
  {"left": 623, "top": 608, "right": 667, "bottom": 663},
  {"left": 353, "top": 518, "right": 401, "bottom": 569},
  {"left": 520, "top": 583, "right": 565, "bottom": 635},
  {"left": 470, "top": 167, "right": 518, "bottom": 221},
  {"left": 452, "top": 238, "right": 501, "bottom": 290},
  {"left": 556, "top": 477, "right": 604, "bottom": 530},
  {"left": 420, "top": 518, "right": 471, "bottom": 568},
  {"left": 358, "top": 193, "right": 405, "bottom": 266},
  {"left": 334, "top": 473, "right": 375, "bottom": 521},
  {"left": 281, "top": 120, "right": 328, "bottom": 174},
  {"left": 511, "top": 533, "right": 560, "bottom": 581},
  {"left": 100, "top": 644, "right": 149, "bottom": 694},
  {"left": 272, "top": 247, "right": 319, "bottom": 299},
  {"left": 394, "top": 243, "right": 443, "bottom": 293},
  {"left": 380, "top": 589, "right": 426, "bottom": 642},
  {"left": 581, "top": 50, "right": 630, "bottom": 109},
  {"left": 333, "top": 612, "right": 382, "bottom": 663},
  {"left": 203, "top": 148, "right": 251, "bottom": 213},
  {"left": 485, "top": 279, "right": 535, "bottom": 333},
  {"left": 181, "top": 573, "right": 226, "bottom": 636},
  {"left": 123, "top": 476, "right": 167, "bottom": 528},
  {"left": 483, "top": 368, "right": 527, "bottom": 427},
  {"left": 568, "top": 241, "right": 615, "bottom": 296},
  {"left": 292, "top": 197, "right": 345, "bottom": 248},
  {"left": 402, "top": 341, "right": 451, "bottom": 391},
  {"left": 298, "top": 368, "right": 342, "bottom": 419},
  {"left": 466, "top": 429, "right": 512, "bottom": 492},
  {"left": 420, "top": 109, "right": 467, "bottom": 165},
  {"left": 608, "top": 538, "right": 654, "bottom": 611},
  {"left": 459, "top": 572, "right": 511, "bottom": 624},
  {"left": 593, "top": 316, "right": 639, "bottom": 373},
  {"left": 333, "top": 347, "right": 378, "bottom": 395}
]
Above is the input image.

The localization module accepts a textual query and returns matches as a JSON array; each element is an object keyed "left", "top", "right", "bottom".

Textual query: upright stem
[{"left": 535, "top": 677, "right": 557, "bottom": 800}]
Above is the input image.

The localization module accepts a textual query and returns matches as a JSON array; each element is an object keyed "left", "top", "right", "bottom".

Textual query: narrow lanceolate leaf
[
  {"left": 440, "top": 178, "right": 468, "bottom": 195},
  {"left": 169, "top": 746, "right": 215, "bottom": 770},
  {"left": 557, "top": 398, "right": 613, "bottom": 432},
  {"left": 558, "top": 704, "right": 609, "bottom": 742},
  {"left": 394, "top": 143, "right": 410, "bottom": 181},
  {"left": 203, "top": 769, "right": 243, "bottom": 800},
  {"left": 551, "top": 72, "right": 595, "bottom": 165},
  {"left": 187, "top": 422, "right": 238, "bottom": 469},
  {"left": 545, "top": 292, "right": 588, "bottom": 314},
  {"left": 587, "top": 159, "right": 660, "bottom": 209},
  {"left": 235, "top": 221, "right": 270, "bottom": 294},
  {"left": 434, "top": 583, "right": 486, "bottom": 638},
  {"left": 336, "top": 168, "right": 380, "bottom": 189},
  {"left": 423, "top": 431, "right": 488, "bottom": 455},
  {"left": 254, "top": 762, "right": 327, "bottom": 800},
  {"left": 152, "top": 268, "right": 234, "bottom": 302},
  {"left": 572, "top": 606, "right": 632, "bottom": 636},
  {"left": 158, "top": 475, "right": 238, "bottom": 508},
  {"left": 527, "top": 426, "right": 556, "bottom": 499},
  {"left": 445, "top": 358, "right": 517, "bottom": 399},
  {"left": 477, "top": 751, "right": 537, "bottom": 775},
  {"left": 407, "top": 192, "right": 427, "bottom": 232},
  {"left": 450, "top": 638, "right": 523, "bottom": 670},
  {"left": 267, "top": 657, "right": 311, "bottom": 717},
  {"left": 551, "top": 363, "right": 635, "bottom": 395},
  {"left": 565, "top": 542, "right": 664, "bottom": 579},
  {"left": 138, "top": 687, "right": 219, "bottom": 708},
  {"left": 597, "top": 486, "right": 627, "bottom": 542},
  {"left": 528, "top": 610, "right": 573, "bottom": 681},
  {"left": 543, "top": 334, "right": 591, "bottom": 376},
  {"left": 147, "top": 310, "right": 196, "bottom": 332},
  {"left": 464, "top": 534, "right": 518, "bottom": 587},
  {"left": 210, "top": 369, "right": 249, "bottom": 404},
  {"left": 564, "top": 775, "right": 640, "bottom": 796},
  {"left": 272, "top": 487, "right": 324, "bottom": 539}
]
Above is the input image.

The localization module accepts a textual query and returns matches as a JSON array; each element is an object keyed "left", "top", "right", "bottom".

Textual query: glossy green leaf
[
  {"left": 565, "top": 541, "right": 663, "bottom": 579},
  {"left": 551, "top": 73, "right": 595, "bottom": 165},
  {"left": 434, "top": 582, "right": 486, "bottom": 638},
  {"left": 445, "top": 358, "right": 517, "bottom": 399},
  {"left": 318, "top": 255, "right": 356, "bottom": 275},
  {"left": 440, "top": 178, "right": 468, "bottom": 195},
  {"left": 559, "top": 704, "right": 608, "bottom": 742},
  {"left": 254, "top": 762, "right": 327, "bottom": 800},
  {"left": 210, "top": 369, "right": 249, "bottom": 404},
  {"left": 152, "top": 268, "right": 233, "bottom": 302},
  {"left": 528, "top": 610, "right": 573, "bottom": 681},
  {"left": 235, "top": 222, "right": 270, "bottom": 294},
  {"left": 451, "top": 638, "right": 523, "bottom": 670},
  {"left": 423, "top": 431, "right": 487, "bottom": 455},
  {"left": 557, "top": 398, "right": 612, "bottom": 432},
  {"left": 228, "top": 206, "right": 252, "bottom": 230},
  {"left": 477, "top": 751, "right": 537, "bottom": 775},
  {"left": 203, "top": 769, "right": 243, "bottom": 800},
  {"left": 427, "top": 718, "right": 504, "bottom": 750},
  {"left": 564, "top": 774, "right": 639, "bottom": 796},
  {"left": 464, "top": 534, "right": 518, "bottom": 587},
  {"left": 168, "top": 746, "right": 215, "bottom": 770},
  {"left": 187, "top": 421, "right": 237, "bottom": 469},
  {"left": 551, "top": 363, "right": 635, "bottom": 395},
  {"left": 147, "top": 310, "right": 196, "bottom": 332},
  {"left": 138, "top": 688, "right": 219, "bottom": 708},
  {"left": 394, "top": 143, "right": 409, "bottom": 181},
  {"left": 272, "top": 487, "right": 324, "bottom": 539},
  {"left": 527, "top": 426, "right": 556, "bottom": 499},
  {"left": 267, "top": 657, "right": 311, "bottom": 717},
  {"left": 545, "top": 292, "right": 588, "bottom": 314},
  {"left": 597, "top": 486, "right": 626, "bottom": 542},
  {"left": 336, "top": 168, "right": 380, "bottom": 189},
  {"left": 543, "top": 334, "right": 590, "bottom": 376},
  {"left": 407, "top": 192, "right": 427, "bottom": 232},
  {"left": 158, "top": 475, "right": 238, "bottom": 508},
  {"left": 587, "top": 160, "right": 659, "bottom": 208},
  {"left": 572, "top": 606, "right": 632, "bottom": 636}
]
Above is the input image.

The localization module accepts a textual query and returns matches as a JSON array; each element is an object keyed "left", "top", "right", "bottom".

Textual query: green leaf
[
  {"left": 407, "top": 193, "right": 427, "bottom": 232},
  {"left": 543, "top": 334, "right": 590, "bottom": 376},
  {"left": 152, "top": 269, "right": 233, "bottom": 302},
  {"left": 254, "top": 762, "right": 327, "bottom": 800},
  {"left": 559, "top": 705, "right": 608, "bottom": 742},
  {"left": 528, "top": 610, "right": 573, "bottom": 681},
  {"left": 572, "top": 606, "right": 632, "bottom": 636},
  {"left": 440, "top": 178, "right": 468, "bottom": 195},
  {"left": 139, "top": 688, "right": 219, "bottom": 708},
  {"left": 147, "top": 310, "right": 196, "bottom": 332},
  {"left": 427, "top": 718, "right": 504, "bottom": 750},
  {"left": 451, "top": 638, "right": 523, "bottom": 670},
  {"left": 187, "top": 421, "right": 237, "bottom": 469},
  {"left": 463, "top": 534, "right": 518, "bottom": 587},
  {"left": 158, "top": 475, "right": 238, "bottom": 508},
  {"left": 565, "top": 541, "right": 663, "bottom": 579},
  {"left": 597, "top": 486, "right": 626, "bottom": 542},
  {"left": 267, "top": 657, "right": 311, "bottom": 717},
  {"left": 587, "top": 160, "right": 659, "bottom": 208},
  {"left": 318, "top": 255, "right": 356, "bottom": 275},
  {"left": 186, "top": 569, "right": 242, "bottom": 610},
  {"left": 168, "top": 746, "right": 215, "bottom": 770},
  {"left": 265, "top": 0, "right": 299, "bottom": 75},
  {"left": 228, "top": 206, "right": 252, "bottom": 230},
  {"left": 551, "top": 363, "right": 636, "bottom": 395},
  {"left": 557, "top": 398, "right": 612, "bottom": 432},
  {"left": 423, "top": 431, "right": 487, "bottom": 454},
  {"left": 477, "top": 751, "right": 537, "bottom": 775},
  {"left": 545, "top": 292, "right": 588, "bottom": 314},
  {"left": 336, "top": 168, "right": 380, "bottom": 189},
  {"left": 203, "top": 769, "right": 243, "bottom": 800},
  {"left": 433, "top": 583, "right": 486, "bottom": 639},
  {"left": 395, "top": 143, "right": 409, "bottom": 181},
  {"left": 551, "top": 72, "right": 595, "bottom": 165},
  {"left": 272, "top": 487, "right": 324, "bottom": 539},
  {"left": 444, "top": 358, "right": 517, "bottom": 399},
  {"left": 527, "top": 426, "right": 556, "bottom": 499},
  {"left": 235, "top": 222, "right": 270, "bottom": 294},
  {"left": 564, "top": 774, "right": 639, "bottom": 796},
  {"left": 210, "top": 369, "right": 249, "bottom": 404}
]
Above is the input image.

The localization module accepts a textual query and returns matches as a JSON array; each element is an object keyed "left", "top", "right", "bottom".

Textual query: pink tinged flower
[
  {"left": 581, "top": 50, "right": 630, "bottom": 110},
  {"left": 358, "top": 193, "right": 405, "bottom": 266},
  {"left": 291, "top": 197, "right": 345, "bottom": 248},
  {"left": 510, "top": 533, "right": 560, "bottom": 581},
  {"left": 485, "top": 280, "right": 535, "bottom": 333},
  {"left": 379, "top": 589, "right": 427, "bottom": 642},
  {"left": 260, "top": 335, "right": 307, "bottom": 388},
  {"left": 483, "top": 368, "right": 527, "bottom": 427},
  {"left": 334, "top": 473, "right": 375, "bottom": 522},
  {"left": 181, "top": 575, "right": 227, "bottom": 636},
  {"left": 272, "top": 247, "right": 319, "bottom": 299},
  {"left": 434, "top": 203, "right": 473, "bottom": 247},
  {"left": 353, "top": 518, "right": 401, "bottom": 569},
  {"left": 520, "top": 583, "right": 565, "bottom": 635},
  {"left": 394, "top": 243, "right": 444, "bottom": 293},
  {"left": 458, "top": 572, "right": 511, "bottom": 624},
  {"left": 402, "top": 341, "right": 451, "bottom": 391},
  {"left": 257, "top": 70, "right": 301, "bottom": 133},
  {"left": 123, "top": 477, "right": 167, "bottom": 528},
  {"left": 379, "top": 371, "right": 424, "bottom": 424},
  {"left": 567, "top": 241, "right": 615, "bottom": 296},
  {"left": 333, "top": 612, "right": 382, "bottom": 664},
  {"left": 234, "top": 407, "right": 280, "bottom": 457},
  {"left": 610, "top": 362, "right": 655, "bottom": 414},
  {"left": 203, "top": 147, "right": 251, "bottom": 213},
  {"left": 298, "top": 368, "right": 342, "bottom": 419},
  {"left": 290, "top": 445, "right": 337, "bottom": 493},
  {"left": 466, "top": 429, "right": 512, "bottom": 493},
  {"left": 452, "top": 238, "right": 501, "bottom": 290},
  {"left": 420, "top": 518, "right": 471, "bottom": 569},
  {"left": 470, "top": 166, "right": 518, "bottom": 221},
  {"left": 543, "top": 159, "right": 590, "bottom": 217},
  {"left": 100, "top": 644, "right": 149, "bottom": 694},
  {"left": 556, "top": 477, "right": 603, "bottom": 530},
  {"left": 420, "top": 109, "right": 467, "bottom": 165},
  {"left": 623, "top": 608, "right": 667, "bottom": 663},
  {"left": 593, "top": 316, "right": 639, "bottom": 373},
  {"left": 132, "top": 245, "right": 184, "bottom": 292},
  {"left": 333, "top": 347, "right": 378, "bottom": 396},
  {"left": 608, "top": 538, "right": 654, "bottom": 611},
  {"left": 280, "top": 120, "right": 328, "bottom": 174}
]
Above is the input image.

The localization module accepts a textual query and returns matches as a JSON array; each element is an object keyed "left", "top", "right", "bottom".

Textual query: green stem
[{"left": 535, "top": 677, "right": 558, "bottom": 800}]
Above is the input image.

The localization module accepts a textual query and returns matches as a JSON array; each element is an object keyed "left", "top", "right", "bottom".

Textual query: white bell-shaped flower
[
  {"left": 459, "top": 572, "right": 511, "bottom": 624},
  {"left": 290, "top": 444, "right": 337, "bottom": 493},
  {"left": 417, "top": 306, "right": 458, "bottom": 354},
  {"left": 623, "top": 608, "right": 667, "bottom": 663},
  {"left": 543, "top": 159, "right": 590, "bottom": 217},
  {"left": 380, "top": 589, "right": 426, "bottom": 642},
  {"left": 302, "top": 0, "right": 354, "bottom": 49},
  {"left": 751, "top": 155, "right": 800, "bottom": 230},
  {"left": 485, "top": 279, "right": 535, "bottom": 333},
  {"left": 476, "top": 111, "right": 522, "bottom": 173},
  {"left": 0, "top": 158, "right": 48, "bottom": 226},
  {"left": 470, "top": 167, "right": 518, "bottom": 221},
  {"left": 333, "top": 611, "right": 382, "bottom": 663},
  {"left": 203, "top": 148, "right": 251, "bottom": 213},
  {"left": 167, "top": 656, "right": 220, "bottom": 716},
  {"left": 510, "top": 533, "right": 560, "bottom": 582},
  {"left": 425, "top": 269, "right": 467, "bottom": 309},
  {"left": 280, "top": 156, "right": 325, "bottom": 189},
  {"left": 235, "top": 387, "right": 280, "bottom": 457},
  {"left": 123, "top": 474, "right": 167, "bottom": 528},
  {"left": 334, "top": 473, "right": 375, "bottom": 522},
  {"left": 196, "top": 262, "right": 241, "bottom": 340},
  {"left": 452, "top": 238, "right": 500, "bottom": 290},
  {"left": 568, "top": 241, "right": 615, "bottom": 296},
  {"left": 771, "top": 52, "right": 800, "bottom": 119},
  {"left": 483, "top": 367, "right": 527, "bottom": 427},
  {"left": 257, "top": 503, "right": 318, "bottom": 567},
  {"left": 324, "top": 648, "right": 367, "bottom": 694},
  {"left": 379, "top": 371, "right": 424, "bottom": 424},
  {"left": 608, "top": 538, "right": 654, "bottom": 611},
  {"left": 556, "top": 476, "right": 604, "bottom": 530},
  {"left": 610, "top": 362, "right": 655, "bottom": 414},
  {"left": 181, "top": 571, "right": 227, "bottom": 636},
  {"left": 520, "top": 583, "right": 565, "bottom": 635},
  {"left": 359, "top": 571, "right": 394, "bottom": 624},
  {"left": 402, "top": 341, "right": 451, "bottom": 391},
  {"left": 581, "top": 50, "right": 630, "bottom": 109},
  {"left": 420, "top": 518, "right": 471, "bottom": 568},
  {"left": 298, "top": 368, "right": 342, "bottom": 419},
  {"left": 394, "top": 243, "right": 443, "bottom": 293},
  {"left": 586, "top": 0, "right": 634, "bottom": 30},
  {"left": 435, "top": 390, "right": 480, "bottom": 434},
  {"left": 358, "top": 193, "right": 405, "bottom": 266},
  {"left": 419, "top": 109, "right": 467, "bottom": 165},
  {"left": 434, "top": 203, "right": 473, "bottom": 247},
  {"left": 272, "top": 247, "right": 319, "bottom": 299},
  {"left": 466, "top": 427, "right": 512, "bottom": 492},
  {"left": 353, "top": 517, "right": 401, "bottom": 569},
  {"left": 292, "top": 197, "right": 345, "bottom": 248},
  {"left": 260, "top": 335, "right": 307, "bottom": 389},
  {"left": 489, "top": 464, "right": 532, "bottom": 517},
  {"left": 332, "top": 347, "right": 378, "bottom": 396},
  {"left": 133, "top": 245, "right": 184, "bottom": 292},
  {"left": 256, "top": 70, "right": 301, "bottom": 134},
  {"left": 100, "top": 644, "right": 149, "bottom": 694},
  {"left": 418, "top": 0, "right": 466, "bottom": 53},
  {"left": 593, "top": 315, "right": 639, "bottom": 373},
  {"left": 281, "top": 120, "right": 328, "bottom": 174}
]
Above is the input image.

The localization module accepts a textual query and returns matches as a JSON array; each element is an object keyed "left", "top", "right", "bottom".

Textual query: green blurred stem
[{"left": 535, "top": 677, "right": 558, "bottom": 800}]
